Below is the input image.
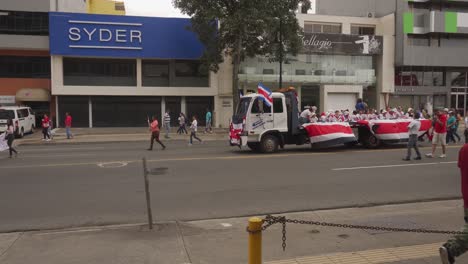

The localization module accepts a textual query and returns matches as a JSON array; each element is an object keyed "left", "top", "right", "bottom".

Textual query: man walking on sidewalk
[
  {"left": 163, "top": 110, "right": 171, "bottom": 139},
  {"left": 440, "top": 129, "right": 468, "bottom": 264},
  {"left": 65, "top": 112, "right": 73, "bottom": 139},
  {"left": 147, "top": 116, "right": 166, "bottom": 151},
  {"left": 426, "top": 109, "right": 448, "bottom": 158},
  {"left": 204, "top": 108, "right": 212, "bottom": 134},
  {"left": 403, "top": 112, "right": 422, "bottom": 161}
]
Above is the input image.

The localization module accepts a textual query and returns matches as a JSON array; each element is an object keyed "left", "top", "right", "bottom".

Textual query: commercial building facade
[
  {"left": 394, "top": 0, "right": 468, "bottom": 115},
  {"left": 239, "top": 0, "right": 395, "bottom": 112},
  {"left": 49, "top": 12, "right": 232, "bottom": 127},
  {"left": 0, "top": 0, "right": 52, "bottom": 126}
]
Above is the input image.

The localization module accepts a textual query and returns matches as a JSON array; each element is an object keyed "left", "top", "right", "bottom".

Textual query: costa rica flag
[{"left": 257, "top": 83, "right": 273, "bottom": 107}]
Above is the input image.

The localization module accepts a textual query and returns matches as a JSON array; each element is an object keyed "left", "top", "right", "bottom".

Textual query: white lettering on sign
[
  {"left": 115, "top": 29, "right": 126, "bottom": 43},
  {"left": 130, "top": 30, "right": 142, "bottom": 43},
  {"left": 99, "top": 29, "right": 112, "bottom": 42},
  {"left": 69, "top": 27, "right": 81, "bottom": 41},
  {"left": 302, "top": 35, "right": 332, "bottom": 50},
  {"left": 67, "top": 20, "right": 143, "bottom": 50},
  {"left": 83, "top": 28, "right": 97, "bottom": 41}
]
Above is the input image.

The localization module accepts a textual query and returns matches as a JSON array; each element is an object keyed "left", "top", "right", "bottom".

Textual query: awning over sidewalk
[{"left": 16, "top": 88, "right": 50, "bottom": 102}]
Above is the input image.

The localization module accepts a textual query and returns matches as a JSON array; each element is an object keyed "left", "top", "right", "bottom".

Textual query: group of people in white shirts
[{"left": 300, "top": 105, "right": 423, "bottom": 124}]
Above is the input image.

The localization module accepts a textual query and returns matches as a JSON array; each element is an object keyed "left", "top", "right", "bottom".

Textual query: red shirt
[
  {"left": 460, "top": 144, "right": 468, "bottom": 209},
  {"left": 42, "top": 117, "right": 50, "bottom": 128},
  {"left": 434, "top": 113, "right": 447, "bottom": 133},
  {"left": 65, "top": 116, "right": 72, "bottom": 127},
  {"left": 150, "top": 120, "right": 160, "bottom": 132}
]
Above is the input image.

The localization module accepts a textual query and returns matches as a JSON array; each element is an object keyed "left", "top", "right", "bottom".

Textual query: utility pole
[{"left": 279, "top": 17, "right": 283, "bottom": 89}]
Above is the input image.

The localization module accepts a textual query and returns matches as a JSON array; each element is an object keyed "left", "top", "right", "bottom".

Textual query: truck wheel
[
  {"left": 260, "top": 135, "right": 279, "bottom": 153},
  {"left": 364, "top": 134, "right": 380, "bottom": 149},
  {"left": 247, "top": 142, "right": 261, "bottom": 152}
]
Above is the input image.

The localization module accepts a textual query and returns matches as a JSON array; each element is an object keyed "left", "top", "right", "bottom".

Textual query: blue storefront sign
[{"left": 49, "top": 12, "right": 205, "bottom": 59}]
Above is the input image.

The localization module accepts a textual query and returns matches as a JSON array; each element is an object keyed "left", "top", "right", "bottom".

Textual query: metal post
[
  {"left": 279, "top": 17, "right": 283, "bottom": 90},
  {"left": 248, "top": 217, "right": 263, "bottom": 264},
  {"left": 142, "top": 158, "right": 153, "bottom": 229}
]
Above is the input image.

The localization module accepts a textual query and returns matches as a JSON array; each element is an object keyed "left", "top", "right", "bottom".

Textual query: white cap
[{"left": 444, "top": 108, "right": 449, "bottom": 112}]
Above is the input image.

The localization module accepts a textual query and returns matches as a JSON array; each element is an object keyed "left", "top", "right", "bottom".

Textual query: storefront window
[
  {"left": 350, "top": 25, "right": 375, "bottom": 35},
  {"left": 142, "top": 60, "right": 169, "bottom": 87},
  {"left": 173, "top": 60, "right": 209, "bottom": 87},
  {"left": 91, "top": 96, "right": 161, "bottom": 127},
  {"left": 395, "top": 67, "right": 445, "bottom": 86},
  {"left": 186, "top": 96, "right": 214, "bottom": 126},
  {"left": 0, "top": 56, "right": 50, "bottom": 78},
  {"left": 63, "top": 58, "right": 136, "bottom": 86},
  {"left": 58, "top": 96, "right": 89, "bottom": 128},
  {"left": 451, "top": 72, "right": 468, "bottom": 87}
]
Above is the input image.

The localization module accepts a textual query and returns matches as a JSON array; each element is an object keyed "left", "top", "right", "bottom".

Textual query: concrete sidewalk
[
  {"left": 16, "top": 127, "right": 228, "bottom": 146},
  {"left": 1, "top": 200, "right": 467, "bottom": 264}
]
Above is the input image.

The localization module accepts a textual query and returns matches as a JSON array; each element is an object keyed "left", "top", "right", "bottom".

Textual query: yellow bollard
[{"left": 248, "top": 217, "right": 263, "bottom": 264}]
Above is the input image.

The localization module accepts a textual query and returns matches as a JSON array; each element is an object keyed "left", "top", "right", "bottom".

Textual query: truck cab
[{"left": 231, "top": 90, "right": 308, "bottom": 153}]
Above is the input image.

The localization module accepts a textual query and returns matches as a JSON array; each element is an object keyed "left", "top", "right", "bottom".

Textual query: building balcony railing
[{"left": 238, "top": 71, "right": 376, "bottom": 85}]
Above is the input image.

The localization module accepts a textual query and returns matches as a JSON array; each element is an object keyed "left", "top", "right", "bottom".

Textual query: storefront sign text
[{"left": 302, "top": 33, "right": 383, "bottom": 55}]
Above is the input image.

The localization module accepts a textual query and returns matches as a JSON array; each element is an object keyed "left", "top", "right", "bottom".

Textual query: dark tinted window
[
  {"left": 273, "top": 98, "right": 283, "bottom": 113},
  {"left": 173, "top": 61, "right": 209, "bottom": 87},
  {"left": 251, "top": 98, "right": 271, "bottom": 114},
  {"left": 0, "top": 10, "right": 48, "bottom": 35},
  {"left": 18, "top": 109, "right": 29, "bottom": 118},
  {"left": 0, "top": 56, "right": 50, "bottom": 78},
  {"left": 63, "top": 58, "right": 136, "bottom": 86},
  {"left": 0, "top": 110, "right": 14, "bottom": 119},
  {"left": 236, "top": 97, "right": 251, "bottom": 116},
  {"left": 142, "top": 60, "right": 169, "bottom": 86}
]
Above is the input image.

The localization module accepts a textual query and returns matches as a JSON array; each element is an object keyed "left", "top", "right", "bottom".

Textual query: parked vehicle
[{"left": 0, "top": 106, "right": 36, "bottom": 138}]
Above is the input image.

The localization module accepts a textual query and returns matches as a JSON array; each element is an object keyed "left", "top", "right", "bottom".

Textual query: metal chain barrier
[{"left": 248, "top": 214, "right": 468, "bottom": 251}]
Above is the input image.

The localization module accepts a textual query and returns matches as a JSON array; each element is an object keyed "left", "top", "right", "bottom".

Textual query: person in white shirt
[
  {"left": 189, "top": 116, "right": 202, "bottom": 146},
  {"left": 300, "top": 106, "right": 313, "bottom": 124},
  {"left": 403, "top": 112, "right": 422, "bottom": 161},
  {"left": 310, "top": 113, "right": 318, "bottom": 123},
  {"left": 5, "top": 119, "right": 18, "bottom": 158}
]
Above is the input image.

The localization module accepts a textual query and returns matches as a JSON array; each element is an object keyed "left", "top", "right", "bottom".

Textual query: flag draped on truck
[
  {"left": 302, "top": 122, "right": 357, "bottom": 148},
  {"left": 356, "top": 119, "right": 432, "bottom": 141}
]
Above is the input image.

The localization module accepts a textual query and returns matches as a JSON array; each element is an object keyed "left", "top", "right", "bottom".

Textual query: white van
[{"left": 0, "top": 106, "right": 36, "bottom": 138}]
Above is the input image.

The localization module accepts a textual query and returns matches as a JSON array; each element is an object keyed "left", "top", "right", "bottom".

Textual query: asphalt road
[{"left": 0, "top": 139, "right": 463, "bottom": 232}]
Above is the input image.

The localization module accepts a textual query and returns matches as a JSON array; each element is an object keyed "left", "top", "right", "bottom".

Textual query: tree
[{"left": 173, "top": 0, "right": 311, "bottom": 111}]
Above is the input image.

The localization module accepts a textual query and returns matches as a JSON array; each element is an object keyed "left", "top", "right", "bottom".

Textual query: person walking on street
[
  {"left": 204, "top": 109, "right": 212, "bottom": 134},
  {"left": 447, "top": 111, "right": 458, "bottom": 144},
  {"left": 163, "top": 110, "right": 171, "bottom": 139},
  {"left": 426, "top": 109, "right": 448, "bottom": 158},
  {"left": 177, "top": 113, "right": 187, "bottom": 134},
  {"left": 147, "top": 116, "right": 166, "bottom": 151},
  {"left": 440, "top": 130, "right": 468, "bottom": 264},
  {"left": 41, "top": 114, "right": 51, "bottom": 141},
  {"left": 403, "top": 112, "right": 422, "bottom": 161},
  {"left": 5, "top": 119, "right": 18, "bottom": 158},
  {"left": 453, "top": 111, "right": 462, "bottom": 143},
  {"left": 65, "top": 112, "right": 73, "bottom": 139},
  {"left": 189, "top": 116, "right": 202, "bottom": 146}
]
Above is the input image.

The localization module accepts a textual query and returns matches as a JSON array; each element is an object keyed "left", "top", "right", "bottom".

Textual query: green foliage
[{"left": 174, "top": 0, "right": 309, "bottom": 71}]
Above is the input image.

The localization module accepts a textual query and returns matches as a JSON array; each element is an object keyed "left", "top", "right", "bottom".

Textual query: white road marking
[
  {"left": 221, "top": 223, "right": 232, "bottom": 227},
  {"left": 19, "top": 147, "right": 106, "bottom": 153},
  {"left": 97, "top": 161, "right": 129, "bottom": 169},
  {"left": 333, "top": 161, "right": 457, "bottom": 171}
]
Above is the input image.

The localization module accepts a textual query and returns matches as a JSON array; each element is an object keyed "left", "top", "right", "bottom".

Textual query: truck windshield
[
  {"left": 0, "top": 110, "right": 14, "bottom": 120},
  {"left": 236, "top": 98, "right": 251, "bottom": 116}
]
